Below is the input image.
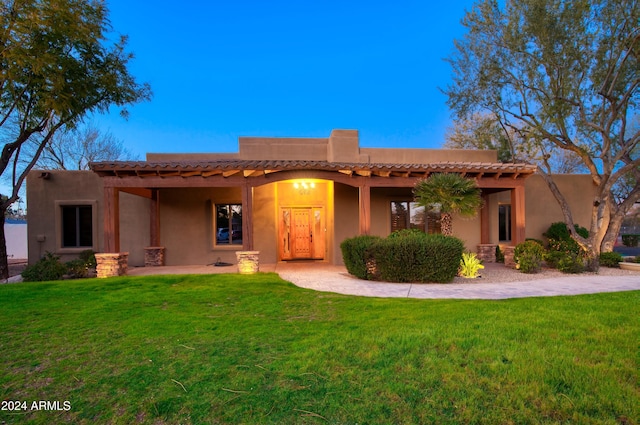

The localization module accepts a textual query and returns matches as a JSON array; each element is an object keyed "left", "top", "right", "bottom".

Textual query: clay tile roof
[{"left": 90, "top": 159, "right": 537, "bottom": 179}]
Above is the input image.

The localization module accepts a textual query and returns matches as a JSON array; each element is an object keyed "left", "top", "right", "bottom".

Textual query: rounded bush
[
  {"left": 599, "top": 252, "right": 623, "bottom": 268},
  {"left": 514, "top": 240, "right": 545, "bottom": 274},
  {"left": 340, "top": 235, "right": 383, "bottom": 280}
]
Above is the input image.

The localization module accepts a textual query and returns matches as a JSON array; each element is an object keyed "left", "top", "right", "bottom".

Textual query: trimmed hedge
[
  {"left": 599, "top": 251, "right": 623, "bottom": 268},
  {"left": 341, "top": 231, "right": 464, "bottom": 283},
  {"left": 340, "top": 235, "right": 382, "bottom": 280}
]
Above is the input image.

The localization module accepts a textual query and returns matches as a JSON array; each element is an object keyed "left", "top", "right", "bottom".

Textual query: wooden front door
[{"left": 280, "top": 207, "right": 324, "bottom": 260}]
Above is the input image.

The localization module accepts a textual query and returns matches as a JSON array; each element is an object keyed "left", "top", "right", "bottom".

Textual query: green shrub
[
  {"left": 340, "top": 235, "right": 383, "bottom": 280},
  {"left": 65, "top": 250, "right": 97, "bottom": 278},
  {"left": 543, "top": 222, "right": 590, "bottom": 273},
  {"left": 388, "top": 228, "right": 426, "bottom": 239},
  {"left": 544, "top": 221, "right": 589, "bottom": 242},
  {"left": 514, "top": 240, "right": 546, "bottom": 274},
  {"left": 621, "top": 234, "right": 639, "bottom": 247},
  {"left": 556, "top": 252, "right": 585, "bottom": 274},
  {"left": 22, "top": 252, "right": 68, "bottom": 282},
  {"left": 599, "top": 252, "right": 623, "bottom": 268},
  {"left": 495, "top": 245, "right": 505, "bottom": 263},
  {"left": 368, "top": 233, "right": 464, "bottom": 283}
]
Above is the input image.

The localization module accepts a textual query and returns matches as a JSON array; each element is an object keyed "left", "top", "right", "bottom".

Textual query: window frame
[
  {"left": 498, "top": 204, "right": 512, "bottom": 242},
  {"left": 55, "top": 200, "right": 98, "bottom": 254},
  {"left": 213, "top": 203, "right": 243, "bottom": 247}
]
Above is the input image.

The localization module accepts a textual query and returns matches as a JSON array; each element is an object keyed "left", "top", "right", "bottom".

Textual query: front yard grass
[{"left": 0, "top": 273, "right": 638, "bottom": 424}]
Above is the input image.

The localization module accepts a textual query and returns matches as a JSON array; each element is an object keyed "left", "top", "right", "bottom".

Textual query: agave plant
[{"left": 459, "top": 252, "right": 485, "bottom": 278}]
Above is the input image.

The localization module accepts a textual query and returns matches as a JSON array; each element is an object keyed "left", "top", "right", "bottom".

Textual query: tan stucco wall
[
  {"left": 147, "top": 129, "right": 499, "bottom": 165},
  {"left": 26, "top": 170, "right": 149, "bottom": 266},
  {"left": 524, "top": 174, "right": 595, "bottom": 241}
]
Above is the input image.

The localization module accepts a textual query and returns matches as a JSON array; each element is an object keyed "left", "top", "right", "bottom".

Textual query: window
[
  {"left": 215, "top": 204, "right": 242, "bottom": 245},
  {"left": 499, "top": 204, "right": 511, "bottom": 241},
  {"left": 62, "top": 205, "right": 93, "bottom": 248},
  {"left": 390, "top": 201, "right": 441, "bottom": 234}
]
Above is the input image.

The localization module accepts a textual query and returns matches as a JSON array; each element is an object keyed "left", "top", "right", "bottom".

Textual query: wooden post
[
  {"left": 359, "top": 184, "right": 371, "bottom": 235},
  {"left": 103, "top": 187, "right": 120, "bottom": 253},
  {"left": 150, "top": 189, "right": 160, "bottom": 247},
  {"left": 480, "top": 192, "right": 490, "bottom": 244},
  {"left": 242, "top": 183, "right": 254, "bottom": 250},
  {"left": 511, "top": 184, "right": 526, "bottom": 245}
]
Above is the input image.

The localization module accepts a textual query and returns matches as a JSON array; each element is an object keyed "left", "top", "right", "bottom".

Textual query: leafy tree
[
  {"left": 34, "top": 123, "right": 137, "bottom": 170},
  {"left": 445, "top": 113, "right": 587, "bottom": 173},
  {"left": 413, "top": 173, "right": 483, "bottom": 236},
  {"left": 0, "top": 0, "right": 151, "bottom": 279},
  {"left": 443, "top": 0, "right": 639, "bottom": 268}
]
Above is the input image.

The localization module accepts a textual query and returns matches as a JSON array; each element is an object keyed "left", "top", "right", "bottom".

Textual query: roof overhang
[{"left": 90, "top": 160, "right": 537, "bottom": 181}]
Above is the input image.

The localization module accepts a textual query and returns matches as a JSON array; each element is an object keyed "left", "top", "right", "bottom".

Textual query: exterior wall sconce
[{"left": 293, "top": 181, "right": 315, "bottom": 195}]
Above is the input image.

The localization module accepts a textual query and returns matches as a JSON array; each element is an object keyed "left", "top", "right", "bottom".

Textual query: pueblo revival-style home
[{"left": 27, "top": 129, "right": 594, "bottom": 274}]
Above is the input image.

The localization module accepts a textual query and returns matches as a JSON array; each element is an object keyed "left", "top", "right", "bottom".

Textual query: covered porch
[{"left": 90, "top": 159, "right": 536, "bottom": 275}]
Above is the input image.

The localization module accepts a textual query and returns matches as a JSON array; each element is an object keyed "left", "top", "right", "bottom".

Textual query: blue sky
[{"left": 93, "top": 0, "right": 477, "bottom": 158}]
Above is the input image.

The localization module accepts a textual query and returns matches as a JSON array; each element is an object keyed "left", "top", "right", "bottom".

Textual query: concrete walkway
[{"left": 127, "top": 262, "right": 640, "bottom": 300}]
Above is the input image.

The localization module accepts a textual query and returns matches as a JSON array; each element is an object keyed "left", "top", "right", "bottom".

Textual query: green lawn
[{"left": 0, "top": 273, "right": 638, "bottom": 424}]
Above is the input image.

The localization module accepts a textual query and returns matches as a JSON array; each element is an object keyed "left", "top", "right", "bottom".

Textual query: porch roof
[{"left": 90, "top": 159, "right": 537, "bottom": 180}]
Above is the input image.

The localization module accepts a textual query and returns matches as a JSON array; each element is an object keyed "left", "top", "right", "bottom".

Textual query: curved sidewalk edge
[{"left": 277, "top": 269, "right": 640, "bottom": 299}]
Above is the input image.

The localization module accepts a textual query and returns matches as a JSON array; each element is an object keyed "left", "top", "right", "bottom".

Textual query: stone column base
[
  {"left": 477, "top": 244, "right": 497, "bottom": 263},
  {"left": 95, "top": 253, "right": 129, "bottom": 278},
  {"left": 236, "top": 251, "right": 259, "bottom": 274},
  {"left": 503, "top": 246, "right": 516, "bottom": 268},
  {"left": 144, "top": 247, "right": 165, "bottom": 267}
]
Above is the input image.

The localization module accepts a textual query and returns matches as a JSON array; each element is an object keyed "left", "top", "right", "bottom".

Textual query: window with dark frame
[
  {"left": 215, "top": 204, "right": 243, "bottom": 245},
  {"left": 390, "top": 201, "right": 441, "bottom": 234},
  {"left": 62, "top": 205, "right": 93, "bottom": 248},
  {"left": 499, "top": 204, "right": 512, "bottom": 242}
]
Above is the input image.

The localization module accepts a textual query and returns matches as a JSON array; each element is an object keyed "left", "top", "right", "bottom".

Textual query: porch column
[
  {"left": 511, "top": 184, "right": 526, "bottom": 245},
  {"left": 242, "top": 183, "right": 254, "bottom": 250},
  {"left": 150, "top": 189, "right": 160, "bottom": 246},
  {"left": 359, "top": 183, "right": 371, "bottom": 235},
  {"left": 480, "top": 192, "right": 490, "bottom": 244},
  {"left": 103, "top": 187, "right": 120, "bottom": 252}
]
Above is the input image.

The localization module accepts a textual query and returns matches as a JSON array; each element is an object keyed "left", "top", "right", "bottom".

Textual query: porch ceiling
[{"left": 90, "top": 160, "right": 537, "bottom": 180}]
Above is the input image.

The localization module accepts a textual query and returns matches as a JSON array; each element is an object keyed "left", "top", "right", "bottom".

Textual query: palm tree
[{"left": 413, "top": 173, "right": 483, "bottom": 236}]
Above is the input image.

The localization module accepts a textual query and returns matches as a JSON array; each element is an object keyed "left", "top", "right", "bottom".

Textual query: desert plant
[
  {"left": 21, "top": 252, "right": 68, "bottom": 282},
  {"left": 459, "top": 252, "right": 485, "bottom": 278},
  {"left": 599, "top": 252, "right": 623, "bottom": 268},
  {"left": 514, "top": 240, "right": 546, "bottom": 274},
  {"left": 413, "top": 173, "right": 483, "bottom": 236}
]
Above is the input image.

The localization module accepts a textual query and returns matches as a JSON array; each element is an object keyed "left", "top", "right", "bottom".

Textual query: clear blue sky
[{"left": 93, "top": 0, "right": 477, "bottom": 158}]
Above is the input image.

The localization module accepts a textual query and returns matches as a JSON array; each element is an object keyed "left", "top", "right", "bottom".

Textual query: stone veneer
[
  {"left": 476, "top": 244, "right": 497, "bottom": 263},
  {"left": 503, "top": 246, "right": 516, "bottom": 268},
  {"left": 236, "top": 251, "right": 260, "bottom": 274},
  {"left": 144, "top": 247, "right": 165, "bottom": 267},
  {"left": 95, "top": 253, "right": 129, "bottom": 278}
]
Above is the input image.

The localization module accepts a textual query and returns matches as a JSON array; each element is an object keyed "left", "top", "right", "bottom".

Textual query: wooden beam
[
  {"left": 242, "top": 183, "right": 253, "bottom": 250},
  {"left": 359, "top": 184, "right": 371, "bottom": 235},
  {"left": 118, "top": 187, "right": 153, "bottom": 198},
  {"left": 223, "top": 170, "right": 240, "bottom": 177},
  {"left": 480, "top": 192, "right": 490, "bottom": 244},
  {"left": 511, "top": 185, "right": 526, "bottom": 245},
  {"left": 150, "top": 189, "right": 160, "bottom": 247},
  {"left": 103, "top": 187, "right": 120, "bottom": 253}
]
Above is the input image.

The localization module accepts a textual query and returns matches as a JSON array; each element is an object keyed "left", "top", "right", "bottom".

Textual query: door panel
[{"left": 279, "top": 207, "right": 324, "bottom": 260}]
